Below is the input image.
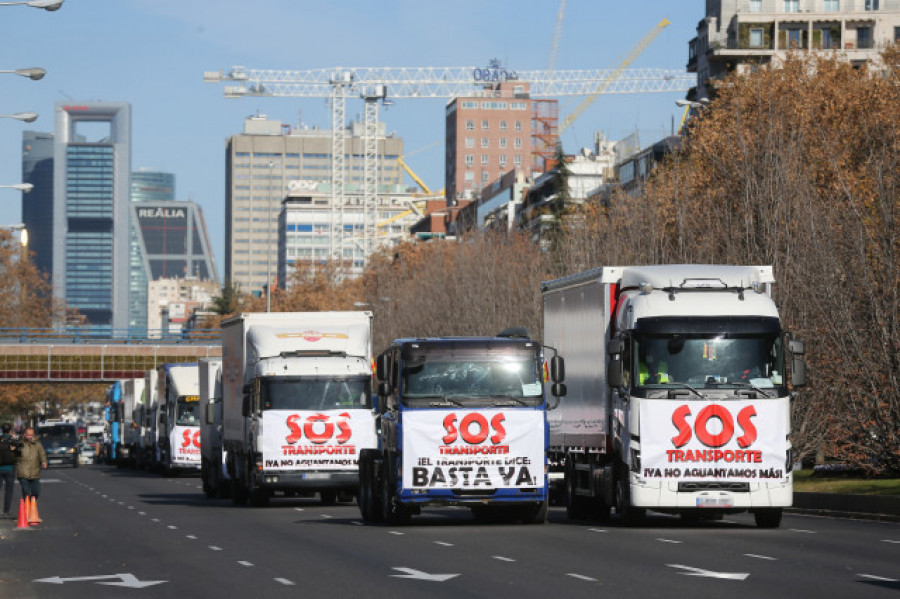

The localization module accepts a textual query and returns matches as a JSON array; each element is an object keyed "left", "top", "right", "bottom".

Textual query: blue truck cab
[{"left": 358, "top": 330, "right": 565, "bottom": 524}]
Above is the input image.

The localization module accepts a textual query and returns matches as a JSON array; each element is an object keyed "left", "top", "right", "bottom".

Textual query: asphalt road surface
[{"left": 1, "top": 464, "right": 898, "bottom": 598}]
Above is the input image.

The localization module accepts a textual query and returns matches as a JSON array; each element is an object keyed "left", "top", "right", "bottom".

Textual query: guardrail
[{"left": 0, "top": 328, "right": 221, "bottom": 345}]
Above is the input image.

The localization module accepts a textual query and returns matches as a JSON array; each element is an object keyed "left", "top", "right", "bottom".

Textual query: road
[{"left": 1, "top": 464, "right": 898, "bottom": 598}]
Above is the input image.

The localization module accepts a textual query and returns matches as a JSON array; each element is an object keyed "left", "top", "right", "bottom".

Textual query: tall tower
[
  {"left": 21, "top": 131, "right": 55, "bottom": 278},
  {"left": 52, "top": 102, "right": 131, "bottom": 332}
]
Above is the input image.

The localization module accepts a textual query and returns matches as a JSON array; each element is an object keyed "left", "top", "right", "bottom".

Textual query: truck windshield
[
  {"left": 38, "top": 425, "right": 77, "bottom": 443},
  {"left": 401, "top": 351, "right": 543, "bottom": 407},
  {"left": 261, "top": 377, "right": 371, "bottom": 411},
  {"left": 633, "top": 333, "right": 785, "bottom": 393},
  {"left": 176, "top": 395, "right": 201, "bottom": 426}
]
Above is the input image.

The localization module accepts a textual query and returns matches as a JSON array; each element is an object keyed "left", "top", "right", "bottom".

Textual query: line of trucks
[{"left": 103, "top": 264, "right": 806, "bottom": 528}]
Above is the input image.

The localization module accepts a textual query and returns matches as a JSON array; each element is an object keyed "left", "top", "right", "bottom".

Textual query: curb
[{"left": 789, "top": 492, "right": 900, "bottom": 523}]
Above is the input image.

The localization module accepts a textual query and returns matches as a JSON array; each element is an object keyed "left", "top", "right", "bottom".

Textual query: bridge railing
[{"left": 0, "top": 327, "right": 221, "bottom": 345}]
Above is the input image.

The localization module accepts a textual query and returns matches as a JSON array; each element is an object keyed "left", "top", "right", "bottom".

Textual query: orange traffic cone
[
  {"left": 27, "top": 496, "right": 41, "bottom": 526},
  {"left": 15, "top": 498, "right": 29, "bottom": 529}
]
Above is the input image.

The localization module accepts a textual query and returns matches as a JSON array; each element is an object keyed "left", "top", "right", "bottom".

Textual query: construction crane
[
  {"left": 560, "top": 18, "right": 672, "bottom": 133},
  {"left": 204, "top": 57, "right": 691, "bottom": 266},
  {"left": 545, "top": 0, "right": 567, "bottom": 77}
]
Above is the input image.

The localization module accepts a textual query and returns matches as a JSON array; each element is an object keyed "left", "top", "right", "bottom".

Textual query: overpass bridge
[{"left": 0, "top": 328, "right": 222, "bottom": 383}]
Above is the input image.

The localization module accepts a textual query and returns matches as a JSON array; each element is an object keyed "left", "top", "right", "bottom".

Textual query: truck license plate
[{"left": 696, "top": 496, "right": 732, "bottom": 508}]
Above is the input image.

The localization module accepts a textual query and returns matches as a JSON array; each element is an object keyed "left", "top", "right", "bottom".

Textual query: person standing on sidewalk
[
  {"left": 16, "top": 427, "right": 47, "bottom": 504},
  {"left": 0, "top": 423, "right": 19, "bottom": 518}
]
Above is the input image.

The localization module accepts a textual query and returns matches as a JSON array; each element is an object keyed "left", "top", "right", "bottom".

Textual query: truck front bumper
[
  {"left": 397, "top": 487, "right": 547, "bottom": 507},
  {"left": 257, "top": 470, "right": 358, "bottom": 491}
]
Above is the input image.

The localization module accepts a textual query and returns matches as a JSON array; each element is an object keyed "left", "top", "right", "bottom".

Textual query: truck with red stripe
[
  {"left": 542, "top": 265, "right": 805, "bottom": 528},
  {"left": 359, "top": 330, "right": 566, "bottom": 524},
  {"left": 221, "top": 312, "right": 375, "bottom": 507}
]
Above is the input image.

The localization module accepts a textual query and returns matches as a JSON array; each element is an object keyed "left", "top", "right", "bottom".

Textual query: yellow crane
[{"left": 559, "top": 18, "right": 671, "bottom": 133}]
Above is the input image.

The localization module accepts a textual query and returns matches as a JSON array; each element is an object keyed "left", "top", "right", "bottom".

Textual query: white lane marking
[
  {"left": 668, "top": 564, "right": 749, "bottom": 580},
  {"left": 186, "top": 535, "right": 197, "bottom": 540},
  {"left": 566, "top": 573, "right": 597, "bottom": 582},
  {"left": 492, "top": 556, "right": 516, "bottom": 562},
  {"left": 882, "top": 539, "right": 900, "bottom": 544},
  {"left": 391, "top": 567, "right": 459, "bottom": 582},
  {"left": 151, "top": 518, "right": 161, "bottom": 523},
  {"left": 138, "top": 512, "right": 146, "bottom": 516},
  {"left": 294, "top": 508, "right": 304, "bottom": 512},
  {"left": 789, "top": 528, "right": 816, "bottom": 534},
  {"left": 320, "top": 514, "right": 333, "bottom": 519},
  {"left": 588, "top": 528, "right": 608, "bottom": 533},
  {"left": 434, "top": 541, "right": 454, "bottom": 547},
  {"left": 744, "top": 554, "right": 778, "bottom": 561},
  {"left": 859, "top": 574, "right": 898, "bottom": 582},
  {"left": 238, "top": 561, "right": 254, "bottom": 567},
  {"left": 389, "top": 531, "right": 404, "bottom": 536},
  {"left": 127, "top": 506, "right": 134, "bottom": 510},
  {"left": 275, "top": 578, "right": 295, "bottom": 586},
  {"left": 167, "top": 525, "right": 178, "bottom": 530},
  {"left": 352, "top": 521, "right": 363, "bottom": 525},
  {"left": 657, "top": 538, "right": 683, "bottom": 544},
  {"left": 209, "top": 546, "right": 222, "bottom": 551}
]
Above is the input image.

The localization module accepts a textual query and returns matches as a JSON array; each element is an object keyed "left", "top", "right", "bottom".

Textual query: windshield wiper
[
  {"left": 482, "top": 395, "right": 528, "bottom": 406},
  {"left": 425, "top": 396, "right": 464, "bottom": 407},
  {"left": 728, "top": 381, "right": 772, "bottom": 398},
  {"left": 658, "top": 381, "right": 704, "bottom": 398}
]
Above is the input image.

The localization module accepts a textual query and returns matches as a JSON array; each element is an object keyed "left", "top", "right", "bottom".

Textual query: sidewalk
[{"left": 791, "top": 492, "right": 900, "bottom": 523}]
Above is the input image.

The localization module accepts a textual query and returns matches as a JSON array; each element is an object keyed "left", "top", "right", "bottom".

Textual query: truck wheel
[
  {"left": 615, "top": 466, "right": 645, "bottom": 526},
  {"left": 250, "top": 486, "right": 271, "bottom": 507},
  {"left": 358, "top": 450, "right": 379, "bottom": 522},
  {"left": 380, "top": 455, "right": 408, "bottom": 525},
  {"left": 320, "top": 490, "right": 337, "bottom": 506},
  {"left": 565, "top": 457, "right": 589, "bottom": 520},
  {"left": 232, "top": 477, "right": 248, "bottom": 505},
  {"left": 753, "top": 508, "right": 782, "bottom": 528}
]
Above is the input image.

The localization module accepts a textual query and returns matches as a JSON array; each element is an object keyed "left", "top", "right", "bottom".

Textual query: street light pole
[
  {"left": 0, "top": 183, "right": 33, "bottom": 193},
  {"left": 0, "top": 0, "right": 64, "bottom": 10},
  {"left": 0, "top": 67, "right": 45, "bottom": 80},
  {"left": 0, "top": 112, "right": 38, "bottom": 122}
]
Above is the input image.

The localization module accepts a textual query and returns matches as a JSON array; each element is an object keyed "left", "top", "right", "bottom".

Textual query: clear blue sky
[{"left": 0, "top": 0, "right": 700, "bottom": 280}]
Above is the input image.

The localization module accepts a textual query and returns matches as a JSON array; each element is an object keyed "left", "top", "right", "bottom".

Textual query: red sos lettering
[
  {"left": 182, "top": 429, "right": 201, "bottom": 448},
  {"left": 670, "top": 404, "right": 758, "bottom": 449},
  {"left": 285, "top": 413, "right": 352, "bottom": 445},
  {"left": 442, "top": 413, "right": 506, "bottom": 445}
]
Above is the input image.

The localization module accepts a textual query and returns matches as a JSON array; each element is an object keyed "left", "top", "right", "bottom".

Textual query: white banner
[
  {"left": 639, "top": 399, "right": 789, "bottom": 483},
  {"left": 171, "top": 425, "right": 201, "bottom": 465},
  {"left": 260, "top": 409, "right": 376, "bottom": 471},
  {"left": 402, "top": 409, "right": 544, "bottom": 490}
]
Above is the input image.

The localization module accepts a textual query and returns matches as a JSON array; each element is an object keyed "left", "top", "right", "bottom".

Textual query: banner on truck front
[
  {"left": 639, "top": 399, "right": 789, "bottom": 483},
  {"left": 402, "top": 409, "right": 544, "bottom": 490},
  {"left": 260, "top": 409, "right": 377, "bottom": 471},
  {"left": 172, "top": 425, "right": 201, "bottom": 464}
]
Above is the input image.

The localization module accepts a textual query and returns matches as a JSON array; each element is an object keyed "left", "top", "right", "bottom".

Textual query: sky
[{"left": 0, "top": 0, "right": 700, "bottom": 280}]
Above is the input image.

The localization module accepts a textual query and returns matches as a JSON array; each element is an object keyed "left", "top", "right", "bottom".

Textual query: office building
[
  {"left": 46, "top": 101, "right": 132, "bottom": 333},
  {"left": 226, "top": 114, "right": 404, "bottom": 294},
  {"left": 689, "top": 0, "right": 900, "bottom": 100},
  {"left": 444, "top": 75, "right": 558, "bottom": 204},
  {"left": 21, "top": 131, "right": 55, "bottom": 277}
]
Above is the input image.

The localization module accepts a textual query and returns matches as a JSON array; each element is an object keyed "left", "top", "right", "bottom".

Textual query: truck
[
  {"left": 104, "top": 379, "right": 143, "bottom": 466},
  {"left": 138, "top": 368, "right": 160, "bottom": 470},
  {"left": 541, "top": 265, "right": 806, "bottom": 528},
  {"left": 221, "top": 312, "right": 376, "bottom": 507},
  {"left": 153, "top": 363, "right": 202, "bottom": 475},
  {"left": 37, "top": 421, "right": 80, "bottom": 468},
  {"left": 359, "top": 330, "right": 566, "bottom": 524},
  {"left": 199, "top": 358, "right": 230, "bottom": 498}
]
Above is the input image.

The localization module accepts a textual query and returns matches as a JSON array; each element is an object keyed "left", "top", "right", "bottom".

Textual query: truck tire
[
  {"left": 615, "top": 464, "right": 645, "bottom": 526},
  {"left": 358, "top": 450, "right": 380, "bottom": 522},
  {"left": 320, "top": 490, "right": 337, "bottom": 506},
  {"left": 565, "top": 456, "right": 589, "bottom": 520},
  {"left": 753, "top": 508, "right": 782, "bottom": 528},
  {"left": 250, "top": 486, "right": 271, "bottom": 507},
  {"left": 523, "top": 498, "right": 548, "bottom": 524},
  {"left": 380, "top": 453, "right": 409, "bottom": 525}
]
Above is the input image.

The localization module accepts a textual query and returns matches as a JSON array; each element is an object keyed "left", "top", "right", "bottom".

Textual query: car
[
  {"left": 37, "top": 422, "right": 80, "bottom": 468},
  {"left": 78, "top": 441, "right": 96, "bottom": 465}
]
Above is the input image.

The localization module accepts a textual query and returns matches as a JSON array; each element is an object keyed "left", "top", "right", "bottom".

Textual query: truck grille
[
  {"left": 678, "top": 482, "right": 749, "bottom": 493},
  {"left": 452, "top": 488, "right": 497, "bottom": 497}
]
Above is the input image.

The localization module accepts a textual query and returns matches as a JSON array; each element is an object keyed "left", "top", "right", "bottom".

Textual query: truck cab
[{"left": 359, "top": 332, "right": 564, "bottom": 524}]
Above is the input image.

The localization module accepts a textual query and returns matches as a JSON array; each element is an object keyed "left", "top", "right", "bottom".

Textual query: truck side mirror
[
  {"left": 241, "top": 394, "right": 250, "bottom": 418},
  {"left": 550, "top": 355, "right": 565, "bottom": 383},
  {"left": 376, "top": 354, "right": 390, "bottom": 382},
  {"left": 205, "top": 402, "right": 215, "bottom": 425},
  {"left": 607, "top": 355, "right": 624, "bottom": 388},
  {"left": 789, "top": 339, "right": 806, "bottom": 388},
  {"left": 377, "top": 381, "right": 391, "bottom": 399},
  {"left": 551, "top": 382, "right": 567, "bottom": 398}
]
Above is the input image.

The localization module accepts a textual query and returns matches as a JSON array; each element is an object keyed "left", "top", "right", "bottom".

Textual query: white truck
[
  {"left": 199, "top": 358, "right": 230, "bottom": 498},
  {"left": 153, "top": 363, "right": 202, "bottom": 475},
  {"left": 542, "top": 265, "right": 806, "bottom": 528},
  {"left": 221, "top": 312, "right": 376, "bottom": 507},
  {"left": 118, "top": 378, "right": 145, "bottom": 467}
]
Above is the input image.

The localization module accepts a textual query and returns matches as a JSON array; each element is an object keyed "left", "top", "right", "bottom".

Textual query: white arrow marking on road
[
  {"left": 744, "top": 554, "right": 777, "bottom": 561},
  {"left": 566, "top": 573, "right": 597, "bottom": 582},
  {"left": 390, "top": 567, "right": 459, "bottom": 582},
  {"left": 34, "top": 573, "right": 166, "bottom": 588},
  {"left": 667, "top": 564, "right": 749, "bottom": 580},
  {"left": 882, "top": 539, "right": 900, "bottom": 544},
  {"left": 859, "top": 574, "right": 899, "bottom": 582}
]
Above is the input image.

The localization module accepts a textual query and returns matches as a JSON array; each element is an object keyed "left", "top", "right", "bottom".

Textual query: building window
[
  {"left": 824, "top": 0, "right": 839, "bottom": 10},
  {"left": 465, "top": 155, "right": 474, "bottom": 166},
  {"left": 857, "top": 27, "right": 873, "bottom": 49},
  {"left": 749, "top": 0, "right": 762, "bottom": 12},
  {"left": 499, "top": 155, "right": 507, "bottom": 167},
  {"left": 481, "top": 120, "right": 489, "bottom": 130},
  {"left": 465, "top": 171, "right": 474, "bottom": 182},
  {"left": 895, "top": 26, "right": 900, "bottom": 42},
  {"left": 465, "top": 120, "right": 474, "bottom": 130},
  {"left": 865, "top": 0, "right": 879, "bottom": 10},
  {"left": 481, "top": 137, "right": 489, "bottom": 148},
  {"left": 499, "top": 120, "right": 508, "bottom": 131},
  {"left": 750, "top": 28, "right": 764, "bottom": 47},
  {"left": 783, "top": 0, "right": 798, "bottom": 12},
  {"left": 514, "top": 155, "right": 522, "bottom": 166},
  {"left": 787, "top": 28, "right": 802, "bottom": 49},
  {"left": 481, "top": 154, "right": 489, "bottom": 165},
  {"left": 481, "top": 171, "right": 489, "bottom": 182},
  {"left": 465, "top": 137, "right": 474, "bottom": 148},
  {"left": 514, "top": 121, "right": 522, "bottom": 132},
  {"left": 514, "top": 138, "right": 522, "bottom": 149},
  {"left": 499, "top": 138, "right": 507, "bottom": 148}
]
